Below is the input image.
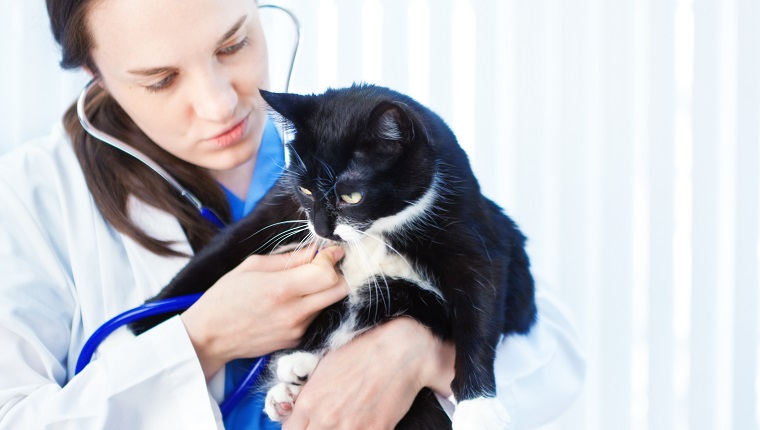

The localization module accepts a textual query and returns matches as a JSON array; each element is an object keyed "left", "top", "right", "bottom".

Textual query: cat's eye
[
  {"left": 340, "top": 192, "right": 363, "bottom": 205},
  {"left": 299, "top": 186, "right": 313, "bottom": 196}
]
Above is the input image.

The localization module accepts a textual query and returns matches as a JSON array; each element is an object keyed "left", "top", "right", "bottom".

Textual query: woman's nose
[{"left": 192, "top": 69, "right": 238, "bottom": 122}]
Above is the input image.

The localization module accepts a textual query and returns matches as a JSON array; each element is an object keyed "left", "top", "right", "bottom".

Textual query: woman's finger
[
  {"left": 282, "top": 413, "right": 308, "bottom": 430},
  {"left": 241, "top": 244, "right": 319, "bottom": 272},
  {"left": 307, "top": 246, "right": 344, "bottom": 269},
  {"left": 285, "top": 246, "right": 346, "bottom": 296},
  {"left": 300, "top": 276, "right": 349, "bottom": 310}
]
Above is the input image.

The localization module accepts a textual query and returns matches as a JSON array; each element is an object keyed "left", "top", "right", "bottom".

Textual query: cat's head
[{"left": 261, "top": 84, "right": 438, "bottom": 243}]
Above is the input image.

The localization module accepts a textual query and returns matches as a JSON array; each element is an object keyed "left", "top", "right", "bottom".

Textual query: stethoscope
[
  {"left": 74, "top": 4, "right": 301, "bottom": 418},
  {"left": 76, "top": 4, "right": 301, "bottom": 228}
]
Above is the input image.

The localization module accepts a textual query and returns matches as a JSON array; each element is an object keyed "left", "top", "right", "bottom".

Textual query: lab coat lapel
[{"left": 121, "top": 197, "right": 193, "bottom": 300}]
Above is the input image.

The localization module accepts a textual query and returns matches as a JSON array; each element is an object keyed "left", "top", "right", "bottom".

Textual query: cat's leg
[
  {"left": 157, "top": 189, "right": 305, "bottom": 300},
  {"left": 264, "top": 351, "right": 320, "bottom": 422},
  {"left": 129, "top": 188, "right": 305, "bottom": 334},
  {"left": 447, "top": 293, "right": 512, "bottom": 430},
  {"left": 262, "top": 300, "right": 348, "bottom": 421},
  {"left": 449, "top": 224, "right": 535, "bottom": 429},
  {"left": 448, "top": 343, "right": 512, "bottom": 430}
]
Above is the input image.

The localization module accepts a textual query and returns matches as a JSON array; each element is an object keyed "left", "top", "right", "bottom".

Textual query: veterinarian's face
[{"left": 88, "top": 0, "right": 270, "bottom": 173}]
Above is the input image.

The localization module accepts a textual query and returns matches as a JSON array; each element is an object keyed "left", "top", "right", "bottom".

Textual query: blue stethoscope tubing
[
  {"left": 73, "top": 293, "right": 269, "bottom": 417},
  {"left": 74, "top": 294, "right": 203, "bottom": 375},
  {"left": 74, "top": 4, "right": 300, "bottom": 418}
]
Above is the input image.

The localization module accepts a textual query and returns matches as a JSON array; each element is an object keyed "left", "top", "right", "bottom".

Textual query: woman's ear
[{"left": 83, "top": 67, "right": 105, "bottom": 89}]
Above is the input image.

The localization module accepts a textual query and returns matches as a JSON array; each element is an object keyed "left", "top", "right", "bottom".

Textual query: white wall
[
  {"left": 0, "top": 1, "right": 90, "bottom": 153},
  {"left": 2, "top": 1, "right": 758, "bottom": 429}
]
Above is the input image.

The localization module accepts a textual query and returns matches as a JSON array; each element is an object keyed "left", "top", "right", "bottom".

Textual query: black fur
[{"left": 130, "top": 84, "right": 536, "bottom": 428}]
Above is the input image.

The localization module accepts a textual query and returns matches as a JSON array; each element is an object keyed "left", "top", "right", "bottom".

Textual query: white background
[{"left": 1, "top": 1, "right": 758, "bottom": 429}]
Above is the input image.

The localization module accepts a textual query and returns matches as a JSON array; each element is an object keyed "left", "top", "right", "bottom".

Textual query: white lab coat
[{"left": 0, "top": 125, "right": 585, "bottom": 429}]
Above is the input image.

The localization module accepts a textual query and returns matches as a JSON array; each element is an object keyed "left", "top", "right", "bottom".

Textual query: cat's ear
[
  {"left": 369, "top": 101, "right": 416, "bottom": 144},
  {"left": 259, "top": 89, "right": 315, "bottom": 128}
]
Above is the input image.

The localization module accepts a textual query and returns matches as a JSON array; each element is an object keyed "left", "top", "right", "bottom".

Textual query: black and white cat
[{"left": 132, "top": 84, "right": 536, "bottom": 429}]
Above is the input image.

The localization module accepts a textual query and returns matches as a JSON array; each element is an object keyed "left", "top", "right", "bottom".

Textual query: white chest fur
[
  {"left": 323, "top": 232, "right": 443, "bottom": 351},
  {"left": 339, "top": 235, "right": 441, "bottom": 302},
  {"left": 318, "top": 182, "right": 444, "bottom": 349},
  {"left": 332, "top": 180, "right": 443, "bottom": 302}
]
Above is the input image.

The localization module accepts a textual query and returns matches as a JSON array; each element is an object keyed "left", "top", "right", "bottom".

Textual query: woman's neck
[{"left": 211, "top": 156, "right": 256, "bottom": 200}]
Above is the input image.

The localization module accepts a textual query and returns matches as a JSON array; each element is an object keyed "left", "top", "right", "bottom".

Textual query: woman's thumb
[{"left": 310, "top": 246, "right": 345, "bottom": 268}]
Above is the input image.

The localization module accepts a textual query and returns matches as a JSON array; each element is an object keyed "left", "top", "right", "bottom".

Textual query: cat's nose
[
  {"left": 312, "top": 217, "right": 341, "bottom": 242},
  {"left": 315, "top": 230, "right": 342, "bottom": 242}
]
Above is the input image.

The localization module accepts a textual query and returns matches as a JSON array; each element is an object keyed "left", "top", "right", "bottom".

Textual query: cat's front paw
[
  {"left": 452, "top": 397, "right": 512, "bottom": 430},
  {"left": 264, "top": 382, "right": 299, "bottom": 422},
  {"left": 264, "top": 351, "right": 320, "bottom": 422},
  {"left": 275, "top": 351, "right": 319, "bottom": 392}
]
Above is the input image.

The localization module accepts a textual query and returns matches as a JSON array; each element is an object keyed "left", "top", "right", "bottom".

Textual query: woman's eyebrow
[
  {"left": 128, "top": 66, "right": 174, "bottom": 77},
  {"left": 216, "top": 15, "right": 247, "bottom": 46},
  {"left": 127, "top": 15, "right": 248, "bottom": 77}
]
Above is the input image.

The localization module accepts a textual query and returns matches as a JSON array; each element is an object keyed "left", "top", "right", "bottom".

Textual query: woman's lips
[{"left": 209, "top": 115, "right": 250, "bottom": 148}]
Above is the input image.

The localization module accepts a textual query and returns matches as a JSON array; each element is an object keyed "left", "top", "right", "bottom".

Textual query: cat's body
[{"left": 131, "top": 84, "right": 536, "bottom": 429}]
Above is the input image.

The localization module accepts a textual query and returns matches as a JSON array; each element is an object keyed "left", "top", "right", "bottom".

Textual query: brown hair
[{"left": 47, "top": 0, "right": 231, "bottom": 256}]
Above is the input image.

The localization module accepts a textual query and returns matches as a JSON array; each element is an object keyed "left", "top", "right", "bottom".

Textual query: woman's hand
[
  {"left": 283, "top": 318, "right": 456, "bottom": 430},
  {"left": 181, "top": 246, "right": 349, "bottom": 379}
]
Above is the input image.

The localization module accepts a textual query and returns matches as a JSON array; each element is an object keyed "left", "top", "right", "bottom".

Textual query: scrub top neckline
[{"left": 222, "top": 118, "right": 284, "bottom": 223}]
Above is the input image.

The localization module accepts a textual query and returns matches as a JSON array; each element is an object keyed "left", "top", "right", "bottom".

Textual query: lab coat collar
[{"left": 121, "top": 196, "right": 193, "bottom": 300}]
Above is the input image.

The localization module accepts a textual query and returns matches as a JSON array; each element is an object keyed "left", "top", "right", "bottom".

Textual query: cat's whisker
[
  {"left": 256, "top": 224, "right": 309, "bottom": 248},
  {"left": 350, "top": 237, "right": 391, "bottom": 318},
  {"left": 239, "top": 219, "right": 309, "bottom": 244},
  {"left": 251, "top": 225, "right": 311, "bottom": 255},
  {"left": 315, "top": 237, "right": 333, "bottom": 257},
  {"left": 267, "top": 226, "right": 312, "bottom": 252},
  {"left": 343, "top": 241, "right": 369, "bottom": 314},
  {"left": 359, "top": 234, "right": 402, "bottom": 313},
  {"left": 155, "top": 85, "right": 537, "bottom": 426},
  {"left": 347, "top": 240, "right": 380, "bottom": 319},
  {"left": 296, "top": 233, "right": 317, "bottom": 252},
  {"left": 316, "top": 158, "right": 336, "bottom": 182},
  {"left": 285, "top": 141, "right": 307, "bottom": 172},
  {"left": 282, "top": 232, "right": 320, "bottom": 269}
]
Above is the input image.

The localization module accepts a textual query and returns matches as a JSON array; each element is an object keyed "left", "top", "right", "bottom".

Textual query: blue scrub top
[
  {"left": 220, "top": 118, "right": 284, "bottom": 430},
  {"left": 222, "top": 119, "right": 286, "bottom": 222}
]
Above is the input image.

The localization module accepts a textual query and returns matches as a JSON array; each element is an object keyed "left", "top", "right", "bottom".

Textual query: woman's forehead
[{"left": 87, "top": 0, "right": 257, "bottom": 75}]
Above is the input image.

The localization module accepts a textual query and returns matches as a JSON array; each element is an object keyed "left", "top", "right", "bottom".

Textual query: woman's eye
[
  {"left": 299, "top": 186, "right": 313, "bottom": 196},
  {"left": 145, "top": 74, "right": 176, "bottom": 93},
  {"left": 340, "top": 192, "right": 363, "bottom": 205},
  {"left": 219, "top": 38, "right": 249, "bottom": 55}
]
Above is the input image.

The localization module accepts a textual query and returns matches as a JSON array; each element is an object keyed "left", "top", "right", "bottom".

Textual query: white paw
[
  {"left": 264, "top": 352, "right": 320, "bottom": 422},
  {"left": 452, "top": 397, "right": 512, "bottom": 430},
  {"left": 276, "top": 351, "right": 320, "bottom": 392},
  {"left": 264, "top": 382, "right": 296, "bottom": 422}
]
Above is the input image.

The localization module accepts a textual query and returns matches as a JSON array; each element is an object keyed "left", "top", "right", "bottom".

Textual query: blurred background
[{"left": 1, "top": 0, "right": 758, "bottom": 429}]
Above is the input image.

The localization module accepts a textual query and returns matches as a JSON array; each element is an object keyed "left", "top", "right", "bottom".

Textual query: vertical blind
[{"left": 1, "top": 1, "right": 758, "bottom": 429}]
